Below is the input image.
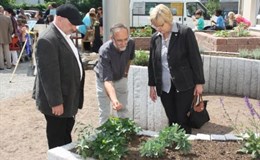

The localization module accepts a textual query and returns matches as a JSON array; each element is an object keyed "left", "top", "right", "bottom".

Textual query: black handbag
[{"left": 187, "top": 95, "right": 210, "bottom": 129}]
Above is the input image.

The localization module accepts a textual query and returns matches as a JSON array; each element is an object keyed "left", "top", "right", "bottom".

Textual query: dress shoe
[
  {"left": 0, "top": 68, "right": 4, "bottom": 70},
  {"left": 7, "top": 67, "right": 12, "bottom": 69}
]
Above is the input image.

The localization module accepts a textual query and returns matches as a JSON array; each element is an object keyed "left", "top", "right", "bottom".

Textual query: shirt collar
[{"left": 156, "top": 22, "right": 178, "bottom": 37}]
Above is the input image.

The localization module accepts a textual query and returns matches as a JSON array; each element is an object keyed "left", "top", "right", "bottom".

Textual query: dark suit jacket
[
  {"left": 148, "top": 23, "right": 205, "bottom": 96},
  {"left": 33, "top": 23, "right": 85, "bottom": 117}
]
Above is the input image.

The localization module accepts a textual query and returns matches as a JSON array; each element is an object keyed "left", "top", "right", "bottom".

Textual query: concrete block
[
  {"left": 243, "top": 60, "right": 252, "bottom": 97},
  {"left": 249, "top": 61, "right": 259, "bottom": 98},
  {"left": 222, "top": 57, "right": 231, "bottom": 94},
  {"left": 154, "top": 99, "right": 168, "bottom": 131},
  {"left": 236, "top": 59, "right": 245, "bottom": 96},
  {"left": 138, "top": 130, "right": 159, "bottom": 137},
  {"left": 209, "top": 56, "right": 217, "bottom": 93},
  {"left": 196, "top": 133, "right": 211, "bottom": 140},
  {"left": 258, "top": 62, "right": 260, "bottom": 99},
  {"left": 47, "top": 142, "right": 88, "bottom": 160},
  {"left": 229, "top": 58, "right": 238, "bottom": 95},
  {"left": 202, "top": 55, "right": 210, "bottom": 93},
  {"left": 147, "top": 97, "right": 155, "bottom": 131},
  {"left": 216, "top": 57, "right": 224, "bottom": 94},
  {"left": 211, "top": 134, "right": 226, "bottom": 141},
  {"left": 187, "top": 134, "right": 197, "bottom": 140},
  {"left": 224, "top": 134, "right": 243, "bottom": 141},
  {"left": 133, "top": 66, "right": 148, "bottom": 129},
  {"left": 127, "top": 67, "right": 134, "bottom": 120}
]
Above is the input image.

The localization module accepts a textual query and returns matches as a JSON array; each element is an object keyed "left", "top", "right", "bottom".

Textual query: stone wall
[
  {"left": 127, "top": 55, "right": 260, "bottom": 131},
  {"left": 195, "top": 32, "right": 260, "bottom": 52},
  {"left": 133, "top": 37, "right": 150, "bottom": 50}
]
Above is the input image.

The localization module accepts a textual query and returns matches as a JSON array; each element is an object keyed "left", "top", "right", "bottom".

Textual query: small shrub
[
  {"left": 140, "top": 124, "right": 191, "bottom": 158},
  {"left": 214, "top": 30, "right": 229, "bottom": 37},
  {"left": 131, "top": 25, "right": 153, "bottom": 37},
  {"left": 133, "top": 50, "right": 149, "bottom": 66},
  {"left": 239, "top": 48, "right": 260, "bottom": 60},
  {"left": 76, "top": 117, "right": 141, "bottom": 160}
]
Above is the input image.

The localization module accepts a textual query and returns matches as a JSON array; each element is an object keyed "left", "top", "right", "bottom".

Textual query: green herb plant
[
  {"left": 133, "top": 50, "right": 149, "bottom": 66},
  {"left": 238, "top": 131, "right": 260, "bottom": 159},
  {"left": 239, "top": 48, "right": 260, "bottom": 60},
  {"left": 76, "top": 117, "right": 141, "bottom": 160},
  {"left": 131, "top": 25, "right": 153, "bottom": 37},
  {"left": 140, "top": 123, "right": 191, "bottom": 158}
]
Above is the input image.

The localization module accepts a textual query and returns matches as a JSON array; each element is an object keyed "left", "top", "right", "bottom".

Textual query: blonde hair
[
  {"left": 228, "top": 11, "right": 235, "bottom": 26},
  {"left": 149, "top": 4, "right": 173, "bottom": 26}
]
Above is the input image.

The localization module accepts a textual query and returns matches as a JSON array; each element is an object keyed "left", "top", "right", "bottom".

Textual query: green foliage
[
  {"left": 131, "top": 25, "right": 153, "bottom": 37},
  {"left": 140, "top": 124, "right": 191, "bottom": 158},
  {"left": 205, "top": 0, "right": 220, "bottom": 16},
  {"left": 133, "top": 50, "right": 149, "bottom": 66},
  {"left": 214, "top": 24, "right": 250, "bottom": 38},
  {"left": 239, "top": 48, "right": 260, "bottom": 60},
  {"left": 76, "top": 117, "right": 141, "bottom": 160},
  {"left": 213, "top": 30, "right": 229, "bottom": 37},
  {"left": 238, "top": 131, "right": 260, "bottom": 159}
]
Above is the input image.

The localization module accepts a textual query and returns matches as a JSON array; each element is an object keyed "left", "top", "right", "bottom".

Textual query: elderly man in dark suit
[
  {"left": 33, "top": 4, "right": 85, "bottom": 149},
  {"left": 0, "top": 5, "right": 13, "bottom": 70}
]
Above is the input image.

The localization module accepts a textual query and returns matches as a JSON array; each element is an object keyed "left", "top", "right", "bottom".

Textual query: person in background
[
  {"left": 0, "top": 5, "right": 13, "bottom": 70},
  {"left": 235, "top": 14, "right": 251, "bottom": 29},
  {"left": 35, "top": 11, "right": 45, "bottom": 24},
  {"left": 97, "top": 7, "right": 103, "bottom": 37},
  {"left": 4, "top": 8, "right": 19, "bottom": 66},
  {"left": 94, "top": 23, "right": 135, "bottom": 125},
  {"left": 192, "top": 9, "right": 204, "bottom": 31},
  {"left": 77, "top": 9, "right": 96, "bottom": 51},
  {"left": 211, "top": 9, "right": 225, "bottom": 30},
  {"left": 32, "top": 4, "right": 85, "bottom": 149},
  {"left": 148, "top": 4, "right": 205, "bottom": 134},
  {"left": 226, "top": 11, "right": 237, "bottom": 30}
]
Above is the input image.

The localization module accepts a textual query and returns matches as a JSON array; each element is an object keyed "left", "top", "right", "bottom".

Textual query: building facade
[{"left": 16, "top": 0, "right": 44, "bottom": 5}]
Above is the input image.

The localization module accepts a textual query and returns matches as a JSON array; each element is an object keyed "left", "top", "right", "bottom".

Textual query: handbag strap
[{"left": 191, "top": 94, "right": 203, "bottom": 108}]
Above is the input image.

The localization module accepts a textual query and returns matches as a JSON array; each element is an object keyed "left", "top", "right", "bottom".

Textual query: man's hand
[
  {"left": 112, "top": 100, "right": 123, "bottom": 110},
  {"left": 52, "top": 104, "right": 64, "bottom": 116}
]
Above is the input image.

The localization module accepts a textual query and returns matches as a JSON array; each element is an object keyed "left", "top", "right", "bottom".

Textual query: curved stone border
[
  {"left": 127, "top": 56, "right": 260, "bottom": 130},
  {"left": 202, "top": 55, "right": 260, "bottom": 99}
]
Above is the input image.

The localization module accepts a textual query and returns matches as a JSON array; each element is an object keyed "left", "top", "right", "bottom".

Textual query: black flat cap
[{"left": 56, "top": 4, "right": 82, "bottom": 25}]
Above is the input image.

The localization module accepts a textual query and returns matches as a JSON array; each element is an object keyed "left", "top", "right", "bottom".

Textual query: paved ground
[{"left": 0, "top": 62, "right": 35, "bottom": 100}]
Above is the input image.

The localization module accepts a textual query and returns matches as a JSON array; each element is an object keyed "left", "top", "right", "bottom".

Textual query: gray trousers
[
  {"left": 0, "top": 44, "right": 11, "bottom": 68},
  {"left": 96, "top": 75, "right": 129, "bottom": 125}
]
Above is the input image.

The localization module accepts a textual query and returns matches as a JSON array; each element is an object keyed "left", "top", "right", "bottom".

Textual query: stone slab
[
  {"left": 224, "top": 134, "right": 243, "bottom": 141},
  {"left": 211, "top": 134, "right": 226, "bottom": 141},
  {"left": 196, "top": 133, "right": 211, "bottom": 140}
]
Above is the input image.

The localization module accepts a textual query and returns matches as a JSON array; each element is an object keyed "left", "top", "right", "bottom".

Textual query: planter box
[
  {"left": 127, "top": 56, "right": 260, "bottom": 131},
  {"left": 133, "top": 37, "right": 150, "bottom": 50},
  {"left": 195, "top": 32, "right": 260, "bottom": 52},
  {"left": 47, "top": 131, "right": 245, "bottom": 160}
]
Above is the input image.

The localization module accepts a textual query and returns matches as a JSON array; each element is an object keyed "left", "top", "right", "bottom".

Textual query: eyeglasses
[
  {"left": 113, "top": 37, "right": 129, "bottom": 43},
  {"left": 151, "top": 23, "right": 165, "bottom": 30}
]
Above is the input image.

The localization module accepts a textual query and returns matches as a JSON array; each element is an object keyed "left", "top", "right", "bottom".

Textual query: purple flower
[{"left": 244, "top": 96, "right": 260, "bottom": 119}]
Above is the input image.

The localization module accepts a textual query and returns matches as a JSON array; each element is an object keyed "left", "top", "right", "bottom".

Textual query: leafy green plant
[
  {"left": 76, "top": 117, "right": 141, "bottom": 160},
  {"left": 133, "top": 50, "right": 149, "bottom": 66},
  {"left": 140, "top": 124, "right": 191, "bottom": 158},
  {"left": 234, "top": 23, "right": 250, "bottom": 37},
  {"left": 238, "top": 131, "right": 260, "bottom": 159},
  {"left": 131, "top": 25, "right": 153, "bottom": 37},
  {"left": 213, "top": 30, "right": 229, "bottom": 37},
  {"left": 239, "top": 48, "right": 260, "bottom": 60}
]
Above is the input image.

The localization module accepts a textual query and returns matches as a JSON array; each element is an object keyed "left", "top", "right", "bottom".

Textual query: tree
[{"left": 205, "top": 0, "right": 220, "bottom": 16}]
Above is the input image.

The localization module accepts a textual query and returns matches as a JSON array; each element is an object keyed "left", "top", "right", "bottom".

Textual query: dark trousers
[
  {"left": 44, "top": 115, "right": 75, "bottom": 149},
  {"left": 160, "top": 84, "right": 194, "bottom": 134}
]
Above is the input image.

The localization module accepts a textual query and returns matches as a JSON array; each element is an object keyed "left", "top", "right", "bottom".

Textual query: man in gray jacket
[
  {"left": 0, "top": 5, "right": 13, "bottom": 70},
  {"left": 33, "top": 4, "right": 84, "bottom": 149}
]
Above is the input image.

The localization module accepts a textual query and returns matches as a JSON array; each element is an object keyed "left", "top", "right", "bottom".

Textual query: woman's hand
[
  {"left": 149, "top": 86, "right": 157, "bottom": 102},
  {"left": 194, "top": 84, "right": 203, "bottom": 95}
]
